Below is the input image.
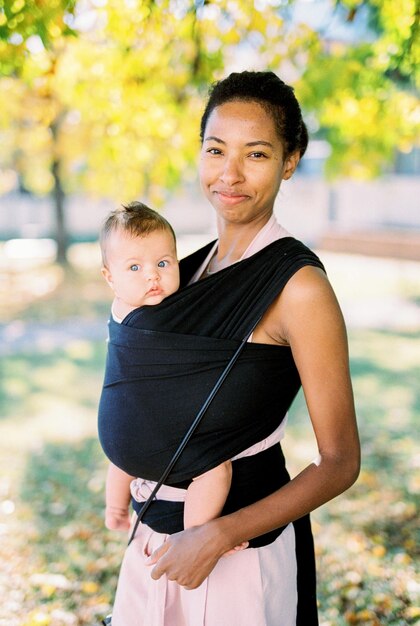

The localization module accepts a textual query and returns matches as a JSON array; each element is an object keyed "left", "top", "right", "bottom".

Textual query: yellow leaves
[
  {"left": 346, "top": 532, "right": 368, "bottom": 554},
  {"left": 11, "top": 0, "right": 26, "bottom": 14},
  {"left": 47, "top": 23, "right": 62, "bottom": 39},
  {"left": 81, "top": 580, "right": 100, "bottom": 594},
  {"left": 372, "top": 592, "right": 393, "bottom": 612},
  {"left": 404, "top": 606, "right": 420, "bottom": 619},
  {"left": 318, "top": 78, "right": 420, "bottom": 178},
  {"left": 372, "top": 0, "right": 417, "bottom": 39},
  {"left": 369, "top": 0, "right": 419, "bottom": 87},
  {"left": 371, "top": 544, "right": 386, "bottom": 558},
  {"left": 25, "top": 164, "right": 54, "bottom": 194},
  {"left": 1, "top": 0, "right": 418, "bottom": 199},
  {"left": 220, "top": 27, "right": 242, "bottom": 45},
  {"left": 345, "top": 608, "right": 381, "bottom": 625},
  {"left": 394, "top": 551, "right": 412, "bottom": 566},
  {"left": 105, "top": 0, "right": 152, "bottom": 45},
  {"left": 324, "top": 91, "right": 381, "bottom": 140},
  {"left": 23, "top": 611, "right": 51, "bottom": 626}
]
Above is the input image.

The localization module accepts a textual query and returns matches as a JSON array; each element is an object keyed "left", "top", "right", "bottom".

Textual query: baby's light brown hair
[{"left": 100, "top": 201, "right": 176, "bottom": 267}]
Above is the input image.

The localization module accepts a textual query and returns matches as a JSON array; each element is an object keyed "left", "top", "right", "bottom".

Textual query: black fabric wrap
[
  {"left": 133, "top": 444, "right": 291, "bottom": 549},
  {"left": 98, "top": 237, "right": 324, "bottom": 543}
]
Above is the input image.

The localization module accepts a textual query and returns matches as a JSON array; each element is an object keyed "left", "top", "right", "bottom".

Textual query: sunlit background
[{"left": 0, "top": 1, "right": 419, "bottom": 624}]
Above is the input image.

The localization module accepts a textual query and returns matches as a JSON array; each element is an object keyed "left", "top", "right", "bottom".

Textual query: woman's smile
[
  {"left": 213, "top": 190, "right": 250, "bottom": 205},
  {"left": 199, "top": 100, "right": 287, "bottom": 226}
]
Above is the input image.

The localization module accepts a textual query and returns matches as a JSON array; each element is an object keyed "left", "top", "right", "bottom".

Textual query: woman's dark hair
[{"left": 200, "top": 71, "right": 308, "bottom": 158}]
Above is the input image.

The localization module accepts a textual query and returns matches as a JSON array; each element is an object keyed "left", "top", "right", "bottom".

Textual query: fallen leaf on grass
[{"left": 81, "top": 580, "right": 100, "bottom": 594}]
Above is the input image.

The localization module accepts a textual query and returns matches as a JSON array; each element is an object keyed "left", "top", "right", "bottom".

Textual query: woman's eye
[
  {"left": 158, "top": 260, "right": 169, "bottom": 268},
  {"left": 130, "top": 264, "right": 139, "bottom": 271},
  {"left": 207, "top": 148, "right": 222, "bottom": 155},
  {"left": 250, "top": 152, "right": 266, "bottom": 159}
]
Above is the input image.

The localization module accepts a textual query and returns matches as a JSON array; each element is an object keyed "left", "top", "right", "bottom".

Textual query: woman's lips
[{"left": 215, "top": 191, "right": 249, "bottom": 205}]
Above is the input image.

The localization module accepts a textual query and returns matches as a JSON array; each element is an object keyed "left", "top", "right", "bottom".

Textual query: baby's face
[{"left": 102, "top": 228, "right": 179, "bottom": 308}]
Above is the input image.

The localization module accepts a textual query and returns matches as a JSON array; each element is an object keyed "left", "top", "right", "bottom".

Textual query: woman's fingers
[
  {"left": 146, "top": 541, "right": 170, "bottom": 571},
  {"left": 145, "top": 526, "right": 226, "bottom": 587}
]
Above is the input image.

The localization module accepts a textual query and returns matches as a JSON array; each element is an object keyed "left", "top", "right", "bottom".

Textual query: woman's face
[{"left": 199, "top": 100, "right": 299, "bottom": 227}]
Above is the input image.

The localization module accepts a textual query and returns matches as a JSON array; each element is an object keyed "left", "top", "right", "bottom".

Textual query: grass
[{"left": 0, "top": 245, "right": 419, "bottom": 625}]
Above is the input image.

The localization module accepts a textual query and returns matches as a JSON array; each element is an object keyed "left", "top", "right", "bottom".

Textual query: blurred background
[{"left": 0, "top": 1, "right": 419, "bottom": 624}]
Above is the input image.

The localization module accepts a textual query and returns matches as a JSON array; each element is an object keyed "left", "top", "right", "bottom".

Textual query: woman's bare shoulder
[{"left": 256, "top": 265, "right": 344, "bottom": 347}]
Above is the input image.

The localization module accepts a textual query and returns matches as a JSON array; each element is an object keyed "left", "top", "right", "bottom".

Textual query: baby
[{"left": 100, "top": 201, "right": 234, "bottom": 532}]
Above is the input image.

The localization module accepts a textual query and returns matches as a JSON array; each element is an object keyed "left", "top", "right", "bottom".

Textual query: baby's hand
[
  {"left": 105, "top": 506, "right": 130, "bottom": 531},
  {"left": 222, "top": 541, "right": 249, "bottom": 557}
]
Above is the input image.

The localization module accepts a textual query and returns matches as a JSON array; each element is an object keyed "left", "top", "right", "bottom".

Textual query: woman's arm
[{"left": 147, "top": 266, "right": 360, "bottom": 588}]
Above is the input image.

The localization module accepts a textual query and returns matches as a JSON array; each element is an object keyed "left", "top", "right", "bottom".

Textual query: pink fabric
[
  {"left": 239, "top": 214, "right": 291, "bottom": 259},
  {"left": 231, "top": 420, "right": 285, "bottom": 460},
  {"left": 111, "top": 520, "right": 297, "bottom": 626},
  {"left": 189, "top": 214, "right": 290, "bottom": 284},
  {"left": 131, "top": 478, "right": 187, "bottom": 503}
]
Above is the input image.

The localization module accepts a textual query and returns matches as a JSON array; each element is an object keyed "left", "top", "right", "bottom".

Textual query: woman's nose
[{"left": 220, "top": 157, "right": 244, "bottom": 185}]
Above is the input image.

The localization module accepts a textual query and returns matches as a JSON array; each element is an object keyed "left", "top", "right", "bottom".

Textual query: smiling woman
[
  {"left": 199, "top": 100, "right": 299, "bottom": 251},
  {"left": 103, "top": 71, "right": 360, "bottom": 626}
]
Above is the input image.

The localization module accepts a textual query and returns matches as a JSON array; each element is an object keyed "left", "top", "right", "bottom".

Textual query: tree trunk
[
  {"left": 51, "top": 156, "right": 68, "bottom": 265},
  {"left": 50, "top": 119, "right": 68, "bottom": 266}
]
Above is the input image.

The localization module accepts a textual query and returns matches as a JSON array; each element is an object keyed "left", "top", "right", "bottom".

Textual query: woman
[{"left": 103, "top": 70, "right": 360, "bottom": 625}]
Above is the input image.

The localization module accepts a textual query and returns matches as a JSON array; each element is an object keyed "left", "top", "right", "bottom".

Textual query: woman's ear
[
  {"left": 101, "top": 266, "right": 114, "bottom": 290},
  {"left": 282, "top": 151, "right": 300, "bottom": 180}
]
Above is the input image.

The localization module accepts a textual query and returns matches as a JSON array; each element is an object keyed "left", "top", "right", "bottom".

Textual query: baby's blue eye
[
  {"left": 130, "top": 264, "right": 139, "bottom": 271},
  {"left": 158, "top": 260, "right": 169, "bottom": 268}
]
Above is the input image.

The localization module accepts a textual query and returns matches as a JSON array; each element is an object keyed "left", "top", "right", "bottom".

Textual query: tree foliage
[
  {"left": 0, "top": 0, "right": 290, "bottom": 204},
  {"left": 296, "top": 0, "right": 419, "bottom": 178},
  {"left": 0, "top": 0, "right": 76, "bottom": 74},
  {"left": 0, "top": 0, "right": 419, "bottom": 259}
]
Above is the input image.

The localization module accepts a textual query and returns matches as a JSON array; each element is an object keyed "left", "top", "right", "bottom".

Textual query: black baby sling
[
  {"left": 101, "top": 315, "right": 258, "bottom": 626},
  {"left": 98, "top": 237, "right": 324, "bottom": 484},
  {"left": 98, "top": 236, "right": 324, "bottom": 626}
]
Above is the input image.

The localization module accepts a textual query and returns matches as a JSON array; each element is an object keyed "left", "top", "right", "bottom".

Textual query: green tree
[
  {"left": 296, "top": 0, "right": 419, "bottom": 177},
  {"left": 0, "top": 0, "right": 289, "bottom": 263},
  {"left": 0, "top": 0, "right": 419, "bottom": 262}
]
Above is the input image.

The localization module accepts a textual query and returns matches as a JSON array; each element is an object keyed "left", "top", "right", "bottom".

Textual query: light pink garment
[
  {"left": 231, "top": 420, "right": 285, "bottom": 460},
  {"left": 111, "top": 520, "right": 297, "bottom": 626},
  {"left": 111, "top": 215, "right": 298, "bottom": 625},
  {"left": 131, "top": 478, "right": 187, "bottom": 503},
  {"left": 189, "top": 214, "right": 291, "bottom": 284}
]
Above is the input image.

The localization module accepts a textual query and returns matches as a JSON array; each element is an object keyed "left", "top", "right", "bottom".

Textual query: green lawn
[{"left": 0, "top": 249, "right": 419, "bottom": 626}]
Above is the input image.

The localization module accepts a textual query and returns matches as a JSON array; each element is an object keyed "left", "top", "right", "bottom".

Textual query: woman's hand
[{"left": 146, "top": 522, "right": 230, "bottom": 589}]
